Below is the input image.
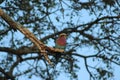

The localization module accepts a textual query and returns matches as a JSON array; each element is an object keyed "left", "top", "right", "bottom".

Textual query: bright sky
[{"left": 0, "top": 0, "right": 120, "bottom": 80}]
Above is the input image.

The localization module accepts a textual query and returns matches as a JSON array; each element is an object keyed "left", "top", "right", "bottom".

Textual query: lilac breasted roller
[
  {"left": 55, "top": 33, "right": 67, "bottom": 50},
  {"left": 55, "top": 33, "right": 67, "bottom": 63}
]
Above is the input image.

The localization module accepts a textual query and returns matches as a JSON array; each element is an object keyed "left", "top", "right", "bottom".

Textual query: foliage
[{"left": 0, "top": 0, "right": 120, "bottom": 80}]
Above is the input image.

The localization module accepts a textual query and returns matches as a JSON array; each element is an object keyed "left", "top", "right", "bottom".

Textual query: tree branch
[
  {"left": 0, "top": 67, "right": 15, "bottom": 80},
  {"left": 84, "top": 58, "right": 95, "bottom": 80},
  {"left": 0, "top": 8, "right": 53, "bottom": 65},
  {"left": 0, "top": 8, "right": 64, "bottom": 65}
]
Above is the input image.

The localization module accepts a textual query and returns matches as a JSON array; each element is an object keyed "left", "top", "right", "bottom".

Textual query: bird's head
[{"left": 59, "top": 33, "right": 67, "bottom": 38}]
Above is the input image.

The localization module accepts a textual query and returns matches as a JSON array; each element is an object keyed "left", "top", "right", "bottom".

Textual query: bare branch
[{"left": 0, "top": 67, "right": 15, "bottom": 80}]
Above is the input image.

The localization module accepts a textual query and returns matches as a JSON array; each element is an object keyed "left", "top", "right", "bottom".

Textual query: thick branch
[
  {"left": 0, "top": 46, "right": 64, "bottom": 55},
  {"left": 0, "top": 8, "right": 61, "bottom": 65}
]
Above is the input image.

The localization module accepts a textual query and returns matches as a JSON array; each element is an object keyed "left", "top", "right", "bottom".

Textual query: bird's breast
[{"left": 56, "top": 37, "right": 66, "bottom": 46}]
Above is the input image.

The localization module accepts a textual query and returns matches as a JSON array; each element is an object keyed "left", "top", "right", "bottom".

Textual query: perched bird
[
  {"left": 54, "top": 33, "right": 67, "bottom": 63},
  {"left": 55, "top": 33, "right": 67, "bottom": 50}
]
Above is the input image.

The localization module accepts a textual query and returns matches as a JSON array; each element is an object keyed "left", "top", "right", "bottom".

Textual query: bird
[
  {"left": 55, "top": 33, "right": 67, "bottom": 50},
  {"left": 54, "top": 33, "right": 67, "bottom": 64}
]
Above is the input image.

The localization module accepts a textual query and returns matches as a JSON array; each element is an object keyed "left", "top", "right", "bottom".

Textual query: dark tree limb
[
  {"left": 0, "top": 67, "right": 15, "bottom": 80},
  {"left": 84, "top": 58, "right": 95, "bottom": 80}
]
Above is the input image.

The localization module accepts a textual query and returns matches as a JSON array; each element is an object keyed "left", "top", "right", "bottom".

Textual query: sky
[{"left": 0, "top": 0, "right": 120, "bottom": 80}]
